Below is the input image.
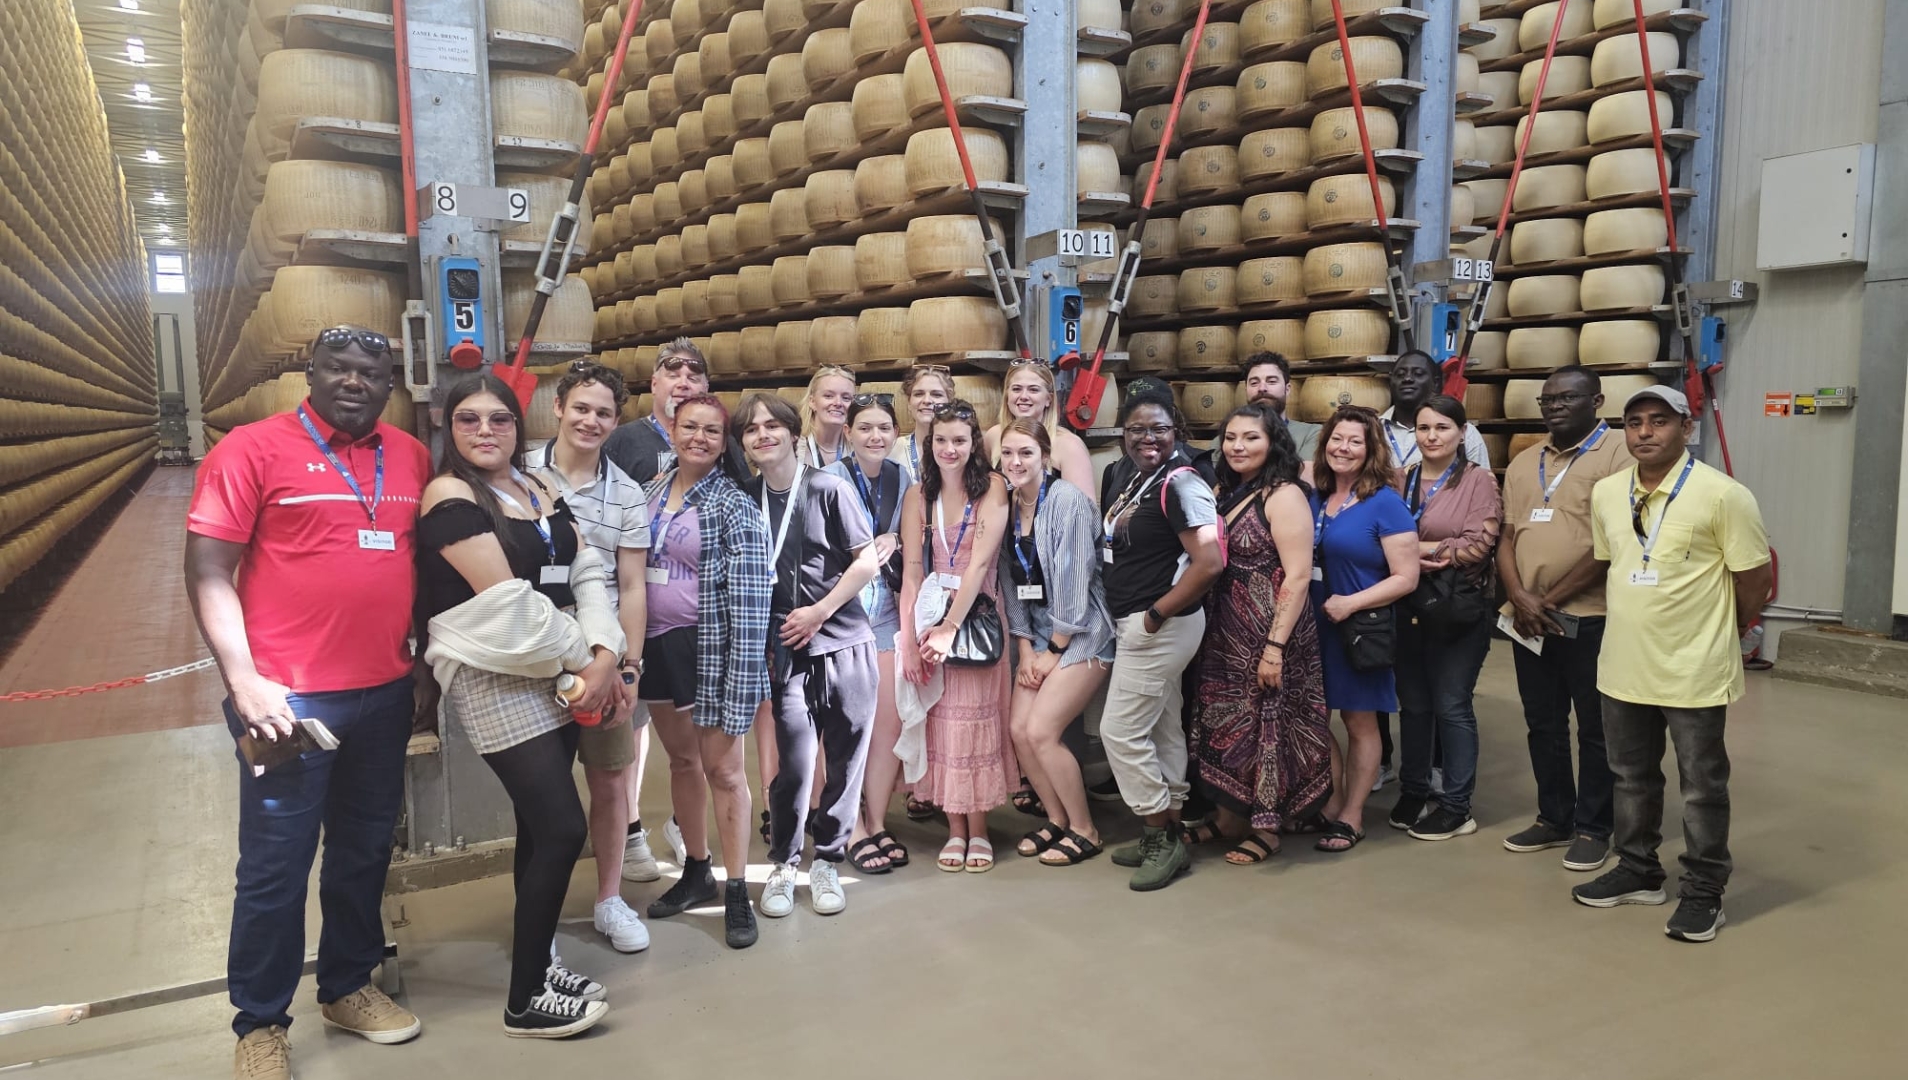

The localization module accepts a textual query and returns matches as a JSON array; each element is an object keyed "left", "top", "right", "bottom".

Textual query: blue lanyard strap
[
  {"left": 296, "top": 405, "right": 382, "bottom": 526},
  {"left": 848, "top": 461, "right": 886, "bottom": 531},
  {"left": 929, "top": 496, "right": 974, "bottom": 572},
  {"left": 1406, "top": 461, "right": 1458, "bottom": 523},
  {"left": 1629, "top": 454, "right": 1697, "bottom": 568},
  {"left": 1537, "top": 422, "right": 1608, "bottom": 504},
  {"left": 1011, "top": 476, "right": 1050, "bottom": 581},
  {"left": 490, "top": 471, "right": 555, "bottom": 563},
  {"left": 647, "top": 415, "right": 672, "bottom": 447},
  {"left": 907, "top": 435, "right": 921, "bottom": 479},
  {"left": 1385, "top": 420, "right": 1416, "bottom": 467},
  {"left": 1314, "top": 489, "right": 1361, "bottom": 550}
]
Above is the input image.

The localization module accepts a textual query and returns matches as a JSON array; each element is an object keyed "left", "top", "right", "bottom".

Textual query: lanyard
[
  {"left": 490, "top": 471, "right": 555, "bottom": 563},
  {"left": 1385, "top": 419, "right": 1418, "bottom": 468},
  {"left": 807, "top": 434, "right": 846, "bottom": 466},
  {"left": 1537, "top": 422, "right": 1608, "bottom": 505},
  {"left": 1406, "top": 461, "right": 1458, "bottom": 523},
  {"left": 647, "top": 415, "right": 672, "bottom": 447},
  {"left": 760, "top": 463, "right": 806, "bottom": 577},
  {"left": 1629, "top": 454, "right": 1697, "bottom": 568},
  {"left": 1102, "top": 462, "right": 1173, "bottom": 548},
  {"left": 907, "top": 434, "right": 921, "bottom": 480},
  {"left": 848, "top": 460, "right": 887, "bottom": 532},
  {"left": 296, "top": 406, "right": 383, "bottom": 526},
  {"left": 933, "top": 493, "right": 974, "bottom": 566},
  {"left": 1314, "top": 489, "right": 1361, "bottom": 550},
  {"left": 1011, "top": 476, "right": 1050, "bottom": 582}
]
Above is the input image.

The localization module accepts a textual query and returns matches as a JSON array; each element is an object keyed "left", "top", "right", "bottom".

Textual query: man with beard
[
  {"left": 1218, "top": 352, "right": 1320, "bottom": 460},
  {"left": 603, "top": 338, "right": 747, "bottom": 483}
]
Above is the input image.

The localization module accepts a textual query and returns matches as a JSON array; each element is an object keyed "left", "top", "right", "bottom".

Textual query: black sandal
[
  {"left": 1016, "top": 822, "right": 1066, "bottom": 857},
  {"left": 1225, "top": 834, "right": 1279, "bottom": 864},
  {"left": 1011, "top": 779, "right": 1045, "bottom": 818},
  {"left": 872, "top": 830, "right": 910, "bottom": 868},
  {"left": 1182, "top": 820, "right": 1228, "bottom": 845},
  {"left": 905, "top": 795, "right": 936, "bottom": 822},
  {"left": 1314, "top": 820, "right": 1365, "bottom": 853},
  {"left": 1038, "top": 829, "right": 1104, "bottom": 866},
  {"left": 848, "top": 836, "right": 893, "bottom": 874}
]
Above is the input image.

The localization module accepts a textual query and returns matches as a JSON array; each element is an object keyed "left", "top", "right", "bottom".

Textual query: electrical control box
[
  {"left": 439, "top": 257, "right": 485, "bottom": 368},
  {"left": 1027, "top": 283, "right": 1083, "bottom": 364}
]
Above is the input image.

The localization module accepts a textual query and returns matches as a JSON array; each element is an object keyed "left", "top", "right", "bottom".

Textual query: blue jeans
[
  {"left": 1512, "top": 617, "right": 1614, "bottom": 838},
  {"left": 1395, "top": 615, "right": 1491, "bottom": 816},
  {"left": 224, "top": 676, "right": 413, "bottom": 1036}
]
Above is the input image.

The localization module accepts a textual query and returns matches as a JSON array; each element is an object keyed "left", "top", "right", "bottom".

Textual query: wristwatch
[{"left": 1044, "top": 637, "right": 1066, "bottom": 655}]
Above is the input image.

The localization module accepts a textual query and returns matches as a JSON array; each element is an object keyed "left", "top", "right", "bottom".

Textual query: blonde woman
[
  {"left": 982, "top": 360, "right": 1098, "bottom": 506},
  {"left": 889, "top": 364, "right": 955, "bottom": 484},
  {"left": 797, "top": 364, "right": 857, "bottom": 468}
]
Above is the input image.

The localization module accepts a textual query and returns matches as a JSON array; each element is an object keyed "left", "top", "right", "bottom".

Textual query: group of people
[{"left": 189, "top": 327, "right": 1771, "bottom": 1079}]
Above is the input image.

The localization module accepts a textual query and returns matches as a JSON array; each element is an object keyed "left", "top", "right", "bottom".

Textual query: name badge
[
  {"left": 358, "top": 529, "right": 396, "bottom": 551},
  {"left": 937, "top": 573, "right": 962, "bottom": 591},
  {"left": 1628, "top": 570, "right": 1660, "bottom": 587},
  {"left": 1017, "top": 584, "right": 1044, "bottom": 601},
  {"left": 540, "top": 564, "right": 571, "bottom": 585},
  {"left": 1529, "top": 508, "right": 1555, "bottom": 523},
  {"left": 1312, "top": 566, "right": 1324, "bottom": 582},
  {"left": 645, "top": 565, "right": 670, "bottom": 585},
  {"left": 1102, "top": 548, "right": 1115, "bottom": 565}
]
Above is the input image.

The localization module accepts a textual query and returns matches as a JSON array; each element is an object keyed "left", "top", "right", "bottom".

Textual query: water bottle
[
  {"left": 555, "top": 673, "right": 601, "bottom": 727},
  {"left": 1739, "top": 624, "right": 1765, "bottom": 664}
]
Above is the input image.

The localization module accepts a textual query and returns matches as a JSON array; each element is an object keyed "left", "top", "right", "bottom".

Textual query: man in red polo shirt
[{"left": 187, "top": 327, "right": 432, "bottom": 1080}]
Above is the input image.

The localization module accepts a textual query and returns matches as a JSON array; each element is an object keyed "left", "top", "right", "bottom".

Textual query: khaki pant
[{"left": 1100, "top": 609, "right": 1205, "bottom": 817}]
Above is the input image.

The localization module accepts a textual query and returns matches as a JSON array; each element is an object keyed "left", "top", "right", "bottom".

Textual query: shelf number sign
[
  {"left": 1451, "top": 257, "right": 1495, "bottom": 283},
  {"left": 433, "top": 182, "right": 460, "bottom": 217},
  {"left": 1056, "top": 229, "right": 1117, "bottom": 259},
  {"left": 505, "top": 188, "right": 532, "bottom": 224},
  {"left": 451, "top": 300, "right": 478, "bottom": 333}
]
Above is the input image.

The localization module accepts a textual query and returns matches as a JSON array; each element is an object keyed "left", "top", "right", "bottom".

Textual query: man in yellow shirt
[{"left": 1570, "top": 386, "right": 1771, "bottom": 943}]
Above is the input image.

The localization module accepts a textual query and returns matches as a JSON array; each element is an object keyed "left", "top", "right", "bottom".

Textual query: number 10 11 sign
[{"left": 1056, "top": 229, "right": 1118, "bottom": 259}]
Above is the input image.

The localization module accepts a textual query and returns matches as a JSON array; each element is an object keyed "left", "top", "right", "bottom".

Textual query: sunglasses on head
[
  {"left": 1008, "top": 357, "right": 1047, "bottom": 370},
  {"left": 314, "top": 327, "right": 391, "bottom": 355},
  {"left": 932, "top": 403, "right": 977, "bottom": 421},
  {"left": 815, "top": 364, "right": 856, "bottom": 380},
  {"left": 658, "top": 355, "right": 707, "bottom": 374},
  {"left": 852, "top": 392, "right": 895, "bottom": 408}
]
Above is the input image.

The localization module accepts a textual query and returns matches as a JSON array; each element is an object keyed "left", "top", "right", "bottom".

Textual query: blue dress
[{"left": 1309, "top": 486, "right": 1417, "bottom": 712}]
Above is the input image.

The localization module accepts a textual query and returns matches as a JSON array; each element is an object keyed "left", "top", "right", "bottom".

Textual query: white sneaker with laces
[
  {"left": 759, "top": 863, "right": 797, "bottom": 918},
  {"left": 621, "top": 829, "right": 662, "bottom": 882},
  {"left": 809, "top": 860, "right": 846, "bottom": 915},
  {"left": 545, "top": 957, "right": 607, "bottom": 1003},
  {"left": 663, "top": 816, "right": 688, "bottom": 866},
  {"left": 505, "top": 988, "right": 607, "bottom": 1039},
  {"left": 1370, "top": 764, "right": 1396, "bottom": 793},
  {"left": 593, "top": 896, "right": 650, "bottom": 953}
]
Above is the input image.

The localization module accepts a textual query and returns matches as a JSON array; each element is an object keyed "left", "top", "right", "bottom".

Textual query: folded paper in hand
[{"left": 238, "top": 718, "right": 340, "bottom": 776}]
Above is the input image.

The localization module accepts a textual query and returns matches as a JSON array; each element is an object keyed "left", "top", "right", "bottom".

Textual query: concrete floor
[{"left": 2, "top": 650, "right": 1906, "bottom": 1078}]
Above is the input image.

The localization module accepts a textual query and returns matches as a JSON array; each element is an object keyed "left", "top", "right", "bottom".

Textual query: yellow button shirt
[{"left": 1590, "top": 454, "right": 1770, "bottom": 708}]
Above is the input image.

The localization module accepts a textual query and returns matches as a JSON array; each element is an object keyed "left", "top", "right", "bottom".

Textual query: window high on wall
[{"left": 152, "top": 252, "right": 186, "bottom": 294}]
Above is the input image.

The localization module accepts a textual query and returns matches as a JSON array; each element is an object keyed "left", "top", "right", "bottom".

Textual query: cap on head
[{"left": 1624, "top": 385, "right": 1690, "bottom": 418}]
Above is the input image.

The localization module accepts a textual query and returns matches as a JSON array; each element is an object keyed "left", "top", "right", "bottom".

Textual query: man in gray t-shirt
[{"left": 1212, "top": 351, "right": 1320, "bottom": 461}]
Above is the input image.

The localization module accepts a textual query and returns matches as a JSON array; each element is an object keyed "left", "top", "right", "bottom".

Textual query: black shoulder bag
[{"left": 924, "top": 505, "right": 1003, "bottom": 667}]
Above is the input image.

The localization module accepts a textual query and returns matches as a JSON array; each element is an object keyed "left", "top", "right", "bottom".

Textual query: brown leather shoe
[
  {"left": 234, "top": 1026, "right": 291, "bottom": 1080},
  {"left": 319, "top": 985, "right": 421, "bottom": 1045}
]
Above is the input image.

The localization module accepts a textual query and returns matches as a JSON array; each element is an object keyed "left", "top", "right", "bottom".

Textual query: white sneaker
[
  {"left": 759, "top": 863, "right": 797, "bottom": 918},
  {"left": 621, "top": 829, "right": 662, "bottom": 882},
  {"left": 663, "top": 816, "right": 688, "bottom": 866},
  {"left": 1370, "top": 764, "right": 1396, "bottom": 793},
  {"left": 593, "top": 896, "right": 650, "bottom": 953},
  {"left": 809, "top": 861, "right": 845, "bottom": 915}
]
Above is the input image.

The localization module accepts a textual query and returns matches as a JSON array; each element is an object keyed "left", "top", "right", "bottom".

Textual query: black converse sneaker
[
  {"left": 724, "top": 879, "right": 758, "bottom": 949},
  {"left": 545, "top": 959, "right": 606, "bottom": 1003},
  {"left": 504, "top": 988, "right": 608, "bottom": 1039},
  {"left": 647, "top": 855, "right": 719, "bottom": 919}
]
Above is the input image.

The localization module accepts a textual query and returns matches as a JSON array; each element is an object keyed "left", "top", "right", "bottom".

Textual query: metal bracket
[
  {"left": 981, "top": 236, "right": 1023, "bottom": 324},
  {"left": 533, "top": 200, "right": 584, "bottom": 295},
  {"left": 1104, "top": 241, "right": 1142, "bottom": 317},
  {"left": 401, "top": 300, "right": 436, "bottom": 401},
  {"left": 1671, "top": 282, "right": 1697, "bottom": 339},
  {"left": 1386, "top": 263, "right": 1414, "bottom": 330},
  {"left": 1684, "top": 279, "right": 1758, "bottom": 305},
  {"left": 1465, "top": 279, "right": 1494, "bottom": 333}
]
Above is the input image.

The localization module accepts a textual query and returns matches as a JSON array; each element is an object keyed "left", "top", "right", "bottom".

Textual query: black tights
[{"left": 480, "top": 723, "right": 585, "bottom": 1012}]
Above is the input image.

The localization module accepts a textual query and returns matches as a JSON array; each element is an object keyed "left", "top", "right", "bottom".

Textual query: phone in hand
[{"left": 1546, "top": 609, "right": 1581, "bottom": 639}]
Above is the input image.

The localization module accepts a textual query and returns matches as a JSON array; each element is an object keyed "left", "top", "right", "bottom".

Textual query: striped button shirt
[{"left": 529, "top": 441, "right": 651, "bottom": 611}]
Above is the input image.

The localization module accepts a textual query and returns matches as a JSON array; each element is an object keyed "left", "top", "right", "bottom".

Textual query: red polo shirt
[{"left": 188, "top": 401, "right": 432, "bottom": 693}]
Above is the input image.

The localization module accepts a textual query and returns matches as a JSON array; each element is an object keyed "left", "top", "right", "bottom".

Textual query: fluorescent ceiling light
[
  {"left": 157, "top": 223, "right": 170, "bottom": 233},
  {"left": 143, "top": 148, "right": 161, "bottom": 163},
  {"left": 120, "top": 0, "right": 139, "bottom": 9},
  {"left": 127, "top": 38, "right": 146, "bottom": 64},
  {"left": 132, "top": 83, "right": 153, "bottom": 102},
  {"left": 154, "top": 237, "right": 173, "bottom": 246},
  {"left": 150, "top": 192, "right": 167, "bottom": 204}
]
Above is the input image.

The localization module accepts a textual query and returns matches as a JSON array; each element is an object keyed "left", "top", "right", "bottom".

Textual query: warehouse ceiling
[{"left": 72, "top": 0, "right": 187, "bottom": 252}]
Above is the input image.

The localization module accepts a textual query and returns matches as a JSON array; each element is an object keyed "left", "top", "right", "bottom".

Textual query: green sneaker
[
  {"left": 1110, "top": 837, "right": 1147, "bottom": 867},
  {"left": 1128, "top": 826, "right": 1190, "bottom": 891}
]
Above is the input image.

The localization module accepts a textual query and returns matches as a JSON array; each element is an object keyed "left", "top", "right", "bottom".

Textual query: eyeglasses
[
  {"left": 657, "top": 354, "right": 707, "bottom": 374},
  {"left": 1123, "top": 424, "right": 1175, "bottom": 440},
  {"left": 1537, "top": 392, "right": 1591, "bottom": 408},
  {"left": 314, "top": 327, "right": 391, "bottom": 355},
  {"left": 852, "top": 392, "right": 895, "bottom": 408},
  {"left": 452, "top": 410, "right": 518, "bottom": 433},
  {"left": 932, "top": 403, "right": 977, "bottom": 421}
]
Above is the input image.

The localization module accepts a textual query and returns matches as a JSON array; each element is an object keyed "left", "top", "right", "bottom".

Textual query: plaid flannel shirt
[{"left": 645, "top": 467, "right": 772, "bottom": 734}]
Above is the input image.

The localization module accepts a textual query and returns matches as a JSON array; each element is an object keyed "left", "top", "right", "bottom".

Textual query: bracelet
[
  {"left": 1147, "top": 605, "right": 1167, "bottom": 624},
  {"left": 1262, "top": 640, "right": 1284, "bottom": 652}
]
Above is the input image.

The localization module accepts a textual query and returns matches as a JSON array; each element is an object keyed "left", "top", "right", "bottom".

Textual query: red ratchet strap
[
  {"left": 1064, "top": 0, "right": 1213, "bottom": 429},
  {"left": 907, "top": 0, "right": 1032, "bottom": 358},
  {"left": 1328, "top": 0, "right": 1411, "bottom": 334},
  {"left": 1445, "top": 0, "right": 1573, "bottom": 397},
  {"left": 497, "top": 0, "right": 648, "bottom": 409}
]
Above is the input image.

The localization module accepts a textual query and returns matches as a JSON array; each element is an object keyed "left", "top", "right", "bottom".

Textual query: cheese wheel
[
  {"left": 1519, "top": 55, "right": 1592, "bottom": 104},
  {"left": 906, "top": 215, "right": 1003, "bottom": 277},
  {"left": 1178, "top": 267, "right": 1237, "bottom": 312},
  {"left": 1468, "top": 18, "right": 1522, "bottom": 62},
  {"left": 1587, "top": 90, "right": 1676, "bottom": 143},
  {"left": 1237, "top": 61, "right": 1308, "bottom": 116},
  {"left": 803, "top": 170, "right": 859, "bottom": 228},
  {"left": 764, "top": 0, "right": 807, "bottom": 40},
  {"left": 1585, "top": 148, "right": 1670, "bottom": 200},
  {"left": 1484, "top": 278, "right": 1511, "bottom": 319},
  {"left": 1081, "top": 295, "right": 1122, "bottom": 352},
  {"left": 808, "top": 316, "right": 860, "bottom": 363},
  {"left": 1177, "top": 206, "right": 1243, "bottom": 253},
  {"left": 1130, "top": 104, "right": 1171, "bottom": 154},
  {"left": 1455, "top": 51, "right": 1480, "bottom": 96},
  {"left": 1177, "top": 145, "right": 1241, "bottom": 197},
  {"left": 1510, "top": 165, "right": 1587, "bottom": 211},
  {"left": 678, "top": 170, "right": 709, "bottom": 213},
  {"left": 705, "top": 155, "right": 737, "bottom": 200},
  {"left": 708, "top": 274, "right": 741, "bottom": 316},
  {"left": 1502, "top": 378, "right": 1546, "bottom": 418},
  {"left": 1590, "top": 32, "right": 1680, "bottom": 87},
  {"left": 1240, "top": 0, "right": 1309, "bottom": 56},
  {"left": 1237, "top": 318, "right": 1307, "bottom": 359},
  {"left": 1180, "top": 87, "right": 1240, "bottom": 138},
  {"left": 1518, "top": 0, "right": 1594, "bottom": 50},
  {"left": 1241, "top": 191, "right": 1308, "bottom": 240},
  {"left": 627, "top": 245, "right": 660, "bottom": 283},
  {"left": 735, "top": 202, "right": 774, "bottom": 250},
  {"left": 1135, "top": 160, "right": 1180, "bottom": 203},
  {"left": 1304, "top": 308, "right": 1391, "bottom": 358},
  {"left": 1130, "top": 0, "right": 1191, "bottom": 36},
  {"left": 255, "top": 161, "right": 403, "bottom": 266},
  {"left": 492, "top": 71, "right": 588, "bottom": 146},
  {"left": 950, "top": 375, "right": 1005, "bottom": 426},
  {"left": 1507, "top": 274, "right": 1581, "bottom": 317},
  {"left": 1236, "top": 256, "right": 1306, "bottom": 304},
  {"left": 501, "top": 274, "right": 593, "bottom": 346},
  {"left": 1507, "top": 432, "right": 1547, "bottom": 462},
  {"left": 1128, "top": 275, "right": 1180, "bottom": 317},
  {"left": 1592, "top": 0, "right": 1678, "bottom": 30},
  {"left": 1478, "top": 70, "right": 1520, "bottom": 109},
  {"left": 654, "top": 234, "right": 686, "bottom": 277},
  {"left": 1474, "top": 124, "right": 1515, "bottom": 166},
  {"left": 1584, "top": 207, "right": 1669, "bottom": 254},
  {"left": 1078, "top": 141, "right": 1123, "bottom": 195},
  {"left": 903, "top": 43, "right": 1015, "bottom": 117},
  {"left": 1581, "top": 265, "right": 1666, "bottom": 311},
  {"left": 803, "top": 27, "right": 856, "bottom": 91},
  {"left": 706, "top": 214, "right": 740, "bottom": 261},
  {"left": 804, "top": 102, "right": 859, "bottom": 163},
  {"left": 729, "top": 9, "right": 770, "bottom": 57},
  {"left": 904, "top": 128, "right": 1009, "bottom": 196},
  {"left": 738, "top": 326, "right": 777, "bottom": 371},
  {"left": 798, "top": 246, "right": 854, "bottom": 300},
  {"left": 1293, "top": 375, "right": 1389, "bottom": 422},
  {"left": 1465, "top": 179, "right": 1508, "bottom": 222},
  {"left": 1178, "top": 329, "right": 1238, "bottom": 373},
  {"left": 1180, "top": 380, "right": 1236, "bottom": 424},
  {"left": 855, "top": 231, "right": 913, "bottom": 289},
  {"left": 1080, "top": 0, "right": 1123, "bottom": 32},
  {"left": 1481, "top": 433, "right": 1512, "bottom": 469},
  {"left": 1510, "top": 217, "right": 1585, "bottom": 264},
  {"left": 910, "top": 297, "right": 1008, "bottom": 353},
  {"left": 769, "top": 255, "right": 810, "bottom": 306},
  {"left": 1126, "top": 45, "right": 1184, "bottom": 98},
  {"left": 1514, "top": 110, "right": 1590, "bottom": 156},
  {"left": 642, "top": 17, "right": 673, "bottom": 67},
  {"left": 654, "top": 182, "right": 685, "bottom": 221},
  {"left": 1079, "top": 58, "right": 1124, "bottom": 113},
  {"left": 852, "top": 74, "right": 910, "bottom": 140},
  {"left": 681, "top": 223, "right": 712, "bottom": 266},
  {"left": 1306, "top": 37, "right": 1403, "bottom": 98},
  {"left": 1310, "top": 106, "right": 1399, "bottom": 162},
  {"left": 1310, "top": 0, "right": 1383, "bottom": 29},
  {"left": 668, "top": 0, "right": 702, "bottom": 44},
  {"left": 646, "top": 73, "right": 679, "bottom": 119},
  {"left": 858, "top": 307, "right": 913, "bottom": 362},
  {"left": 766, "top": 53, "right": 809, "bottom": 111},
  {"left": 673, "top": 52, "right": 707, "bottom": 102},
  {"left": 732, "top": 134, "right": 774, "bottom": 185},
  {"left": 732, "top": 74, "right": 772, "bottom": 126},
  {"left": 656, "top": 287, "right": 689, "bottom": 333},
  {"left": 855, "top": 155, "right": 910, "bottom": 212},
  {"left": 1305, "top": 175, "right": 1396, "bottom": 227},
  {"left": 1462, "top": 384, "right": 1506, "bottom": 420},
  {"left": 681, "top": 280, "right": 713, "bottom": 322},
  {"left": 772, "top": 321, "right": 813, "bottom": 369},
  {"left": 850, "top": 0, "right": 912, "bottom": 63},
  {"left": 1238, "top": 127, "right": 1313, "bottom": 180},
  {"left": 737, "top": 265, "right": 776, "bottom": 312},
  {"left": 1505, "top": 327, "right": 1579, "bottom": 371},
  {"left": 1595, "top": 375, "right": 1663, "bottom": 416},
  {"left": 1468, "top": 330, "right": 1508, "bottom": 370},
  {"left": 768, "top": 120, "right": 807, "bottom": 175},
  {"left": 769, "top": 188, "right": 810, "bottom": 241},
  {"left": 1450, "top": 185, "right": 1476, "bottom": 230},
  {"left": 254, "top": 50, "right": 397, "bottom": 153},
  {"left": 1579, "top": 319, "right": 1662, "bottom": 366},
  {"left": 1126, "top": 331, "right": 1178, "bottom": 372},
  {"left": 1141, "top": 218, "right": 1180, "bottom": 261},
  {"left": 1303, "top": 243, "right": 1389, "bottom": 296}
]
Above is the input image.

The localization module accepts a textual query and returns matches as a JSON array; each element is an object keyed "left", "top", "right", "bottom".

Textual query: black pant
[
  {"left": 1512, "top": 617, "right": 1614, "bottom": 838},
  {"left": 481, "top": 723, "right": 585, "bottom": 1011},
  {"left": 1602, "top": 697, "right": 1732, "bottom": 901},
  {"left": 769, "top": 641, "right": 878, "bottom": 866}
]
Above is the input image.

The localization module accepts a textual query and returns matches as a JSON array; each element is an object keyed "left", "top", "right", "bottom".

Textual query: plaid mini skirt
[{"left": 446, "top": 666, "right": 571, "bottom": 754}]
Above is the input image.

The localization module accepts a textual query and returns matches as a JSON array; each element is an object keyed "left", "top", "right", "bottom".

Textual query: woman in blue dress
[{"left": 1307, "top": 406, "right": 1420, "bottom": 852}]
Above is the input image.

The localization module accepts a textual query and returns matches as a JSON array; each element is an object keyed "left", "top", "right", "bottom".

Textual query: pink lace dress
[{"left": 913, "top": 507, "right": 1017, "bottom": 815}]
